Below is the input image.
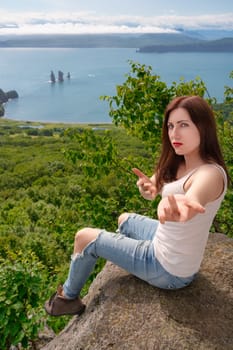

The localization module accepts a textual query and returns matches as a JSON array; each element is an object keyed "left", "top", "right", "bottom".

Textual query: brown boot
[{"left": 44, "top": 285, "right": 86, "bottom": 316}]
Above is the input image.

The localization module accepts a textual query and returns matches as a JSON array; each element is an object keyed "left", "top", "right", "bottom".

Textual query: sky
[{"left": 0, "top": 0, "right": 233, "bottom": 35}]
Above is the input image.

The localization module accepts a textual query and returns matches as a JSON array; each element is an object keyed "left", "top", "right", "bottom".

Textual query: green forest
[{"left": 0, "top": 61, "right": 232, "bottom": 349}]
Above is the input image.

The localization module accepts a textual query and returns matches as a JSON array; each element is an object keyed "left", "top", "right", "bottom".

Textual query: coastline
[{"left": 0, "top": 117, "right": 113, "bottom": 129}]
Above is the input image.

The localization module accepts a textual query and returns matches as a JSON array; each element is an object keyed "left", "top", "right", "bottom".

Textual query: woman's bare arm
[
  {"left": 157, "top": 166, "right": 224, "bottom": 224},
  {"left": 132, "top": 168, "right": 158, "bottom": 200}
]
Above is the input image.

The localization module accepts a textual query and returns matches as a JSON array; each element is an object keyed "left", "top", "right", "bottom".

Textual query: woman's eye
[{"left": 167, "top": 124, "right": 173, "bottom": 129}]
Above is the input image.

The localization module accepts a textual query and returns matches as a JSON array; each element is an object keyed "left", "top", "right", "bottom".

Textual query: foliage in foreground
[
  {"left": 0, "top": 62, "right": 232, "bottom": 349},
  {"left": 0, "top": 253, "right": 47, "bottom": 349}
]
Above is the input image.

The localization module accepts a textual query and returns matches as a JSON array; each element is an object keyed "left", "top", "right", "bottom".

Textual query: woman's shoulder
[
  {"left": 192, "top": 163, "right": 227, "bottom": 196},
  {"left": 184, "top": 163, "right": 227, "bottom": 202},
  {"left": 195, "top": 163, "right": 226, "bottom": 178},
  {"left": 190, "top": 163, "right": 226, "bottom": 185},
  {"left": 178, "top": 163, "right": 221, "bottom": 181}
]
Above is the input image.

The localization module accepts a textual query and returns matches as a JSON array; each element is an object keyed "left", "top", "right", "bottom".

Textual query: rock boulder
[{"left": 42, "top": 233, "right": 233, "bottom": 350}]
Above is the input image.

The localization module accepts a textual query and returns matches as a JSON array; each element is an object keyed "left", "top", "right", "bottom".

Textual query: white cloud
[{"left": 0, "top": 11, "right": 233, "bottom": 35}]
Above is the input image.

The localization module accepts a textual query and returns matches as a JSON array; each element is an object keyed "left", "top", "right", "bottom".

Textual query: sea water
[{"left": 1, "top": 48, "right": 232, "bottom": 123}]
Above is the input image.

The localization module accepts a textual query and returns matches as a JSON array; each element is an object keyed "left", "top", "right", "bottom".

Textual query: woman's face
[{"left": 167, "top": 107, "right": 201, "bottom": 158}]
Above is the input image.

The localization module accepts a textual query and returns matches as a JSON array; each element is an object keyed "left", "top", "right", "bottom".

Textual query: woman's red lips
[{"left": 173, "top": 142, "right": 183, "bottom": 147}]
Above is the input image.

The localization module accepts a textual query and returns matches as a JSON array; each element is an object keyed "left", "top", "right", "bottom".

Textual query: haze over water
[{"left": 1, "top": 48, "right": 232, "bottom": 124}]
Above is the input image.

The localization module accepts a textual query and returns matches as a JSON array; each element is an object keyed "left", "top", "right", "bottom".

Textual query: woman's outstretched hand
[
  {"left": 157, "top": 194, "right": 205, "bottom": 224},
  {"left": 132, "top": 168, "right": 157, "bottom": 200}
]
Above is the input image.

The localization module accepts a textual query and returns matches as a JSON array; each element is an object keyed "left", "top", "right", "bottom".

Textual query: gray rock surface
[{"left": 42, "top": 233, "right": 233, "bottom": 350}]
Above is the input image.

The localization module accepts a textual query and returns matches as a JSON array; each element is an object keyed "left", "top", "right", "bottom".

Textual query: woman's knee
[
  {"left": 118, "top": 212, "right": 130, "bottom": 226},
  {"left": 74, "top": 227, "right": 101, "bottom": 253}
]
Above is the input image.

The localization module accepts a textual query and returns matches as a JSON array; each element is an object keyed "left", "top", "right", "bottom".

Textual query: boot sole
[{"left": 44, "top": 303, "right": 86, "bottom": 317}]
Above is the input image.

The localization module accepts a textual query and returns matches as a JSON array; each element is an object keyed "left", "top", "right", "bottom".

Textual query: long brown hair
[{"left": 155, "top": 95, "right": 230, "bottom": 191}]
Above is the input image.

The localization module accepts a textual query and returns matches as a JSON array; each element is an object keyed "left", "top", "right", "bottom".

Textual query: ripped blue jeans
[{"left": 63, "top": 214, "right": 195, "bottom": 298}]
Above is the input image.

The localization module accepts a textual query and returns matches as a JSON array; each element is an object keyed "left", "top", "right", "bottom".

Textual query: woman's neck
[
  {"left": 177, "top": 157, "right": 205, "bottom": 178},
  {"left": 183, "top": 153, "right": 205, "bottom": 172}
]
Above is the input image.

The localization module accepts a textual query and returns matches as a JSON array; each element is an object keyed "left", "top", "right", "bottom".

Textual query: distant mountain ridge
[
  {"left": 138, "top": 37, "right": 233, "bottom": 53},
  {"left": 0, "top": 32, "right": 232, "bottom": 51},
  {"left": 0, "top": 33, "right": 201, "bottom": 48}
]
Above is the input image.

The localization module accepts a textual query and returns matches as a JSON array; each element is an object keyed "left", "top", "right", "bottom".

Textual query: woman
[{"left": 45, "top": 95, "right": 230, "bottom": 316}]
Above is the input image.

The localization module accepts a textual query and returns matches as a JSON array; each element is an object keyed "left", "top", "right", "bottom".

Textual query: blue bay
[{"left": 1, "top": 48, "right": 232, "bottom": 123}]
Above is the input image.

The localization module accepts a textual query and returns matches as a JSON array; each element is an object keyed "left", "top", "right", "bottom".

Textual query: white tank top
[{"left": 153, "top": 164, "right": 227, "bottom": 277}]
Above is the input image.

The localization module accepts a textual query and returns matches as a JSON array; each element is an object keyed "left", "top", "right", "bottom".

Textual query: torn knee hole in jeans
[
  {"left": 118, "top": 214, "right": 133, "bottom": 232},
  {"left": 71, "top": 252, "right": 81, "bottom": 261},
  {"left": 71, "top": 237, "right": 99, "bottom": 260}
]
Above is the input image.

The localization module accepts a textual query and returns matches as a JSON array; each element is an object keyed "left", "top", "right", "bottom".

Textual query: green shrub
[{"left": 0, "top": 252, "right": 48, "bottom": 349}]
